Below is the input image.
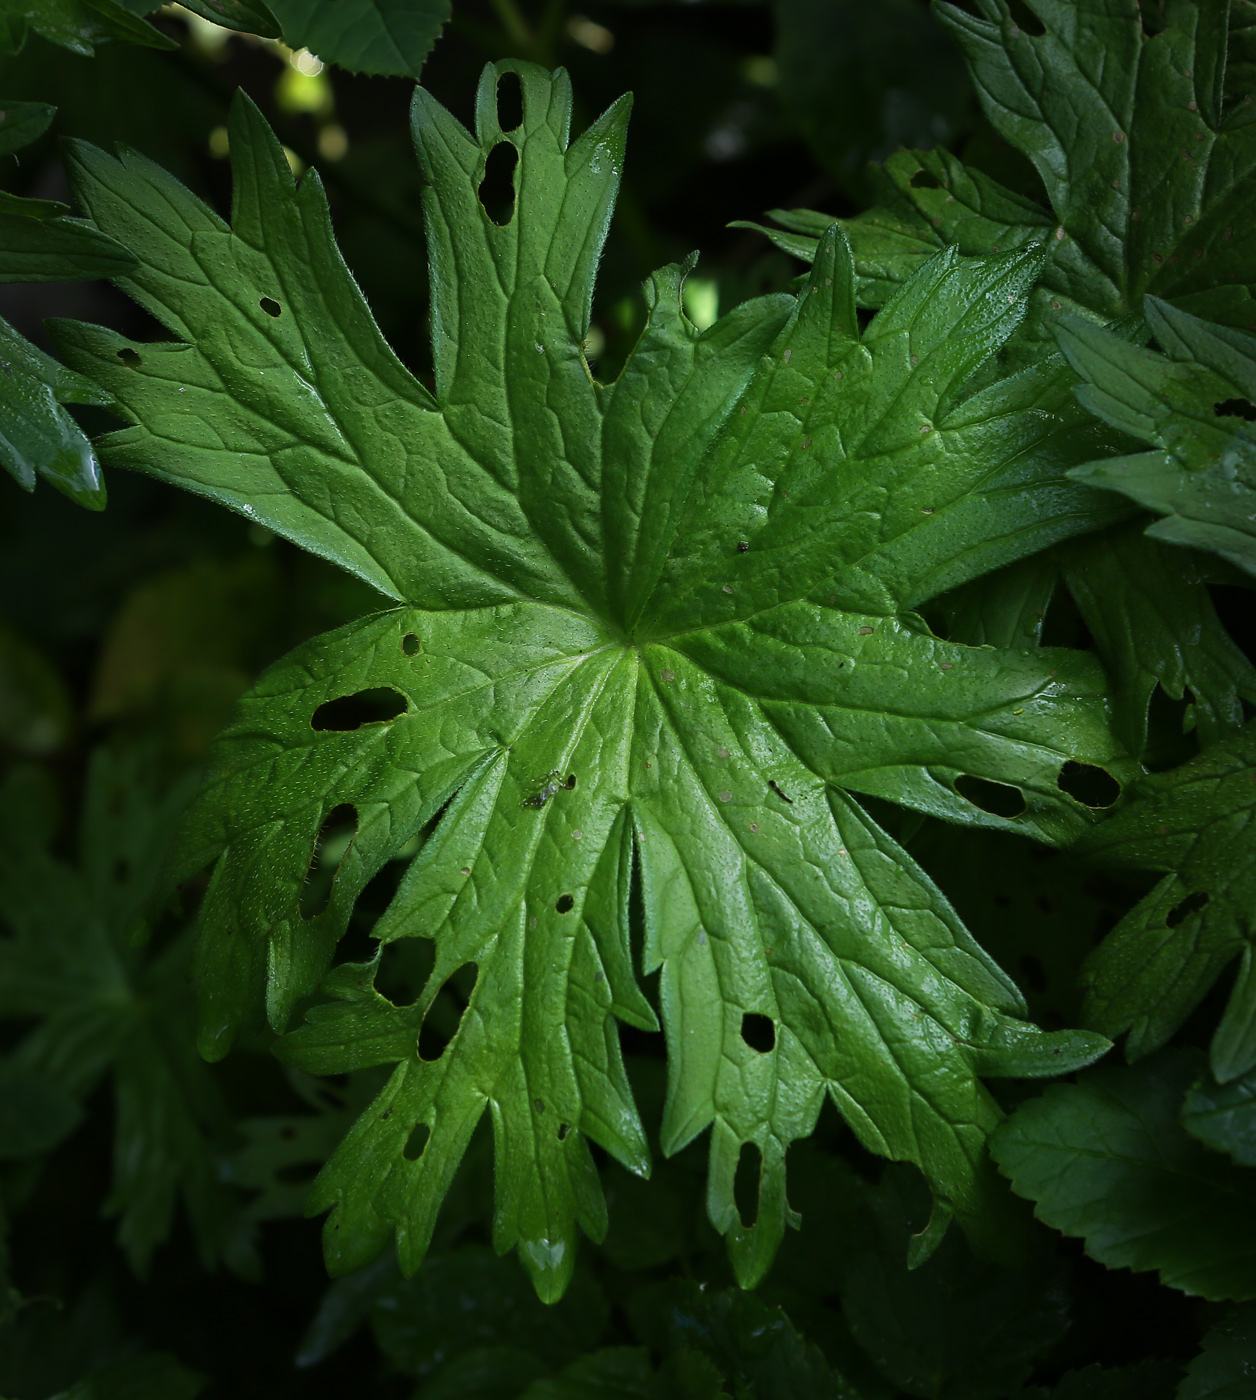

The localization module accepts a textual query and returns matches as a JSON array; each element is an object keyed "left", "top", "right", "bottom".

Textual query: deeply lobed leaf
[{"left": 55, "top": 62, "right": 1126, "bottom": 1297}]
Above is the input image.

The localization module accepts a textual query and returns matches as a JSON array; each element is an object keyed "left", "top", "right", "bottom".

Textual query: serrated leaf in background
[
  {"left": 1056, "top": 300, "right": 1256, "bottom": 578},
  {"left": 744, "top": 0, "right": 1256, "bottom": 360},
  {"left": 0, "top": 751, "right": 240, "bottom": 1275},
  {"left": 786, "top": 1161, "right": 1069, "bottom": 1400},
  {"left": 628, "top": 1280, "right": 856, "bottom": 1400},
  {"left": 52, "top": 62, "right": 1131, "bottom": 1300},
  {"left": 992, "top": 1050, "right": 1256, "bottom": 1301},
  {"left": 266, "top": 0, "right": 449, "bottom": 78},
  {"left": 1183, "top": 1065, "right": 1256, "bottom": 1166},
  {"left": 1178, "top": 1304, "right": 1256, "bottom": 1399},
  {"left": 772, "top": 0, "right": 973, "bottom": 199},
  {"left": 1074, "top": 723, "right": 1256, "bottom": 1081}
]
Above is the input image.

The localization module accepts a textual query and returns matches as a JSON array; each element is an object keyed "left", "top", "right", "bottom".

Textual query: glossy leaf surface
[
  {"left": 54, "top": 64, "right": 1125, "bottom": 1299},
  {"left": 1057, "top": 299, "right": 1256, "bottom": 577}
]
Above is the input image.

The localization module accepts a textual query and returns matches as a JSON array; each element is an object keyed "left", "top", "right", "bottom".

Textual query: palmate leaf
[
  {"left": 53, "top": 63, "right": 1126, "bottom": 1299},
  {"left": 1073, "top": 723, "right": 1256, "bottom": 1082},
  {"left": 742, "top": 0, "right": 1256, "bottom": 356},
  {"left": 1055, "top": 299, "right": 1256, "bottom": 577}
]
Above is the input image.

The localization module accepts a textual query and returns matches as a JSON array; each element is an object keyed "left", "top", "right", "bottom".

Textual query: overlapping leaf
[
  {"left": 991, "top": 1050, "right": 1256, "bottom": 1302},
  {"left": 1073, "top": 715, "right": 1256, "bottom": 1082},
  {"left": 53, "top": 62, "right": 1128, "bottom": 1298},
  {"left": 1058, "top": 523, "right": 1256, "bottom": 757},
  {"left": 0, "top": 98, "right": 135, "bottom": 509},
  {"left": 745, "top": 0, "right": 1256, "bottom": 358},
  {"left": 1055, "top": 299, "right": 1256, "bottom": 577}
]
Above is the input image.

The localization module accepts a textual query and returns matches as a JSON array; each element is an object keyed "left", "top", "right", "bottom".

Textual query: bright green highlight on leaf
[{"left": 54, "top": 62, "right": 1124, "bottom": 1299}]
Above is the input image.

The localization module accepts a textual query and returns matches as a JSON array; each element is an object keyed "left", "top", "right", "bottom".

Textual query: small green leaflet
[
  {"left": 55, "top": 63, "right": 1123, "bottom": 1300},
  {"left": 991, "top": 1050, "right": 1256, "bottom": 1302},
  {"left": 1183, "top": 1064, "right": 1256, "bottom": 1166},
  {"left": 1074, "top": 723, "right": 1256, "bottom": 1081},
  {"left": 741, "top": 0, "right": 1256, "bottom": 357},
  {"left": 1055, "top": 299, "right": 1256, "bottom": 578},
  {"left": 0, "top": 99, "right": 135, "bottom": 510}
]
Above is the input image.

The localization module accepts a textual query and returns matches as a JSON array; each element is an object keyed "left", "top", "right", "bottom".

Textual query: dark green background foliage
[{"left": 2, "top": 1, "right": 1256, "bottom": 1397}]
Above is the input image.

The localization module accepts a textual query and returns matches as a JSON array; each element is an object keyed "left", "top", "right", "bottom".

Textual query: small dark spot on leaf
[
  {"left": 1166, "top": 891, "right": 1209, "bottom": 928},
  {"left": 556, "top": 893, "right": 575, "bottom": 913},
  {"left": 478, "top": 141, "right": 518, "bottom": 226},
  {"left": 259, "top": 296, "right": 282, "bottom": 317},
  {"left": 312, "top": 687, "right": 407, "bottom": 731},
  {"left": 558, "top": 1122, "right": 572, "bottom": 1140},
  {"left": 737, "top": 540, "right": 749, "bottom": 553},
  {"left": 734, "top": 1140, "right": 762, "bottom": 1228},
  {"left": 955, "top": 775, "right": 1025, "bottom": 818},
  {"left": 1057, "top": 761, "right": 1121, "bottom": 808},
  {"left": 496, "top": 69, "right": 523, "bottom": 131},
  {"left": 403, "top": 1123, "right": 430, "bottom": 1161},
  {"left": 768, "top": 779, "right": 793, "bottom": 803},
  {"left": 534, "top": 1098, "right": 545, "bottom": 1114},
  {"left": 740, "top": 1012, "right": 775, "bottom": 1053}
]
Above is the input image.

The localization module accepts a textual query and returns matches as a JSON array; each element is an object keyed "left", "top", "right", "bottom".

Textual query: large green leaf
[
  {"left": 1073, "top": 723, "right": 1256, "bottom": 1081},
  {"left": 54, "top": 64, "right": 1124, "bottom": 1300},
  {"left": 743, "top": 0, "right": 1256, "bottom": 355},
  {"left": 1055, "top": 299, "right": 1256, "bottom": 577},
  {"left": 991, "top": 1050, "right": 1256, "bottom": 1302}
]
